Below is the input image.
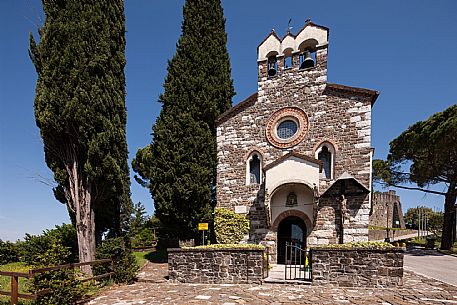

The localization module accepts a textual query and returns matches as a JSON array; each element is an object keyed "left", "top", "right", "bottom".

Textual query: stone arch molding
[
  {"left": 271, "top": 209, "right": 313, "bottom": 234},
  {"left": 268, "top": 179, "right": 315, "bottom": 199}
]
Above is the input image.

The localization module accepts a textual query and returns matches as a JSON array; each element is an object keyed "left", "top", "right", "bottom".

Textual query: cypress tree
[
  {"left": 30, "top": 0, "right": 131, "bottom": 273},
  {"left": 133, "top": 0, "right": 235, "bottom": 240}
]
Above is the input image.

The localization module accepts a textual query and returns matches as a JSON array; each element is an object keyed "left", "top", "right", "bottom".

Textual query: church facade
[{"left": 216, "top": 20, "right": 379, "bottom": 263}]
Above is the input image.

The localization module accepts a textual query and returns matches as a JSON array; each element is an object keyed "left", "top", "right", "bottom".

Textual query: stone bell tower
[{"left": 257, "top": 19, "right": 329, "bottom": 90}]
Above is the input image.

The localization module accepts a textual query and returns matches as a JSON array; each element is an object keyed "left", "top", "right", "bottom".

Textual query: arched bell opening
[{"left": 298, "top": 39, "right": 318, "bottom": 69}]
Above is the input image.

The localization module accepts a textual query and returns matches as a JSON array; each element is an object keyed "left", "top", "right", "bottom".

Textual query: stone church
[{"left": 216, "top": 20, "right": 379, "bottom": 263}]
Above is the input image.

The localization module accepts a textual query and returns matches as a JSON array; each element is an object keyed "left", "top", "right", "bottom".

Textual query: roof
[
  {"left": 216, "top": 93, "right": 257, "bottom": 125},
  {"left": 257, "top": 20, "right": 329, "bottom": 52},
  {"left": 257, "top": 30, "right": 282, "bottom": 52},
  {"left": 320, "top": 171, "right": 370, "bottom": 198},
  {"left": 263, "top": 151, "right": 323, "bottom": 171},
  {"left": 325, "top": 83, "right": 380, "bottom": 106},
  {"left": 295, "top": 19, "right": 330, "bottom": 41},
  {"left": 216, "top": 82, "right": 379, "bottom": 125}
]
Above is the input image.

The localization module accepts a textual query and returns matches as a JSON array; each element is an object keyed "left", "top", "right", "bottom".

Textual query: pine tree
[
  {"left": 133, "top": 0, "right": 235, "bottom": 240},
  {"left": 30, "top": 0, "right": 131, "bottom": 273}
]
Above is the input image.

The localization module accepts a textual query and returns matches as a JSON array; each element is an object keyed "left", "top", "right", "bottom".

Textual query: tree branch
[{"left": 381, "top": 182, "right": 446, "bottom": 196}]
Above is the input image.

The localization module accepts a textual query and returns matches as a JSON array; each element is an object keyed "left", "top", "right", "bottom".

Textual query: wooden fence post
[{"left": 11, "top": 275, "right": 18, "bottom": 305}]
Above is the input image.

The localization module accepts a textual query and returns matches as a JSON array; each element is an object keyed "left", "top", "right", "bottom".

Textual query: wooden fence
[{"left": 0, "top": 258, "right": 113, "bottom": 305}]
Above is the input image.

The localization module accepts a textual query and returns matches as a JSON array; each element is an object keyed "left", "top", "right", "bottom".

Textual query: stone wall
[
  {"left": 311, "top": 247, "right": 404, "bottom": 287},
  {"left": 168, "top": 247, "right": 264, "bottom": 284},
  {"left": 370, "top": 190, "right": 406, "bottom": 229}
]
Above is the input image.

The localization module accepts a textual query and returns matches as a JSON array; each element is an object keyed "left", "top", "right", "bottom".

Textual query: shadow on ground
[
  {"left": 144, "top": 249, "right": 168, "bottom": 263},
  {"left": 406, "top": 247, "right": 446, "bottom": 257}
]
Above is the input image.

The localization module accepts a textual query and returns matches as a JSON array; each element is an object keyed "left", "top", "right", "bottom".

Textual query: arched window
[
  {"left": 316, "top": 143, "right": 335, "bottom": 179},
  {"left": 249, "top": 154, "right": 261, "bottom": 184},
  {"left": 246, "top": 152, "right": 262, "bottom": 185},
  {"left": 283, "top": 48, "right": 293, "bottom": 69}
]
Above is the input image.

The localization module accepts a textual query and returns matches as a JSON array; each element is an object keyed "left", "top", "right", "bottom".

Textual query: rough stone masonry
[{"left": 216, "top": 20, "right": 379, "bottom": 263}]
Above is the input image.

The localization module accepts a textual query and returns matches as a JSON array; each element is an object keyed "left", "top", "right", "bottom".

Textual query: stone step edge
[{"left": 263, "top": 278, "right": 312, "bottom": 285}]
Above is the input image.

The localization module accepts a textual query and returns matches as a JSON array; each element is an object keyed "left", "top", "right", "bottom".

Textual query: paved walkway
[
  {"left": 404, "top": 247, "right": 457, "bottom": 287},
  {"left": 87, "top": 261, "right": 457, "bottom": 305}
]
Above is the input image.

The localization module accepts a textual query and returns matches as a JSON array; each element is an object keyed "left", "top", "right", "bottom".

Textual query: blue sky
[{"left": 0, "top": 0, "right": 456, "bottom": 241}]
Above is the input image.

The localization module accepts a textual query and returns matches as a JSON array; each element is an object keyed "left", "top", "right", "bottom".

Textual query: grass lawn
[
  {"left": 133, "top": 249, "right": 168, "bottom": 267},
  {"left": 133, "top": 251, "right": 152, "bottom": 268},
  {"left": 0, "top": 262, "right": 32, "bottom": 305}
]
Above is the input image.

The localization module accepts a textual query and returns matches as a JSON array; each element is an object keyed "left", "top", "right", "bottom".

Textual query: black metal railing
[{"left": 284, "top": 242, "right": 311, "bottom": 281}]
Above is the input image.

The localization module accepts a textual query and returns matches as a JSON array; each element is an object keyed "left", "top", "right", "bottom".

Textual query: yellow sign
[{"left": 198, "top": 223, "right": 209, "bottom": 231}]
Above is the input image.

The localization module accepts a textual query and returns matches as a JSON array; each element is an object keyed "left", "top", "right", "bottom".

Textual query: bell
[
  {"left": 300, "top": 51, "right": 314, "bottom": 69},
  {"left": 268, "top": 60, "right": 277, "bottom": 77}
]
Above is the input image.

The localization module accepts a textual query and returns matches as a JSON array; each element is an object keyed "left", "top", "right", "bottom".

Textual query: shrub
[
  {"left": 0, "top": 239, "right": 19, "bottom": 264},
  {"left": 95, "top": 237, "right": 138, "bottom": 284},
  {"left": 19, "top": 224, "right": 77, "bottom": 265},
  {"left": 313, "top": 241, "right": 394, "bottom": 249},
  {"left": 214, "top": 208, "right": 249, "bottom": 244},
  {"left": 29, "top": 242, "right": 85, "bottom": 305}
]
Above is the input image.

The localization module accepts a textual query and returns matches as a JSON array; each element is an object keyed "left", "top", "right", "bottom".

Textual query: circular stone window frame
[{"left": 266, "top": 107, "right": 309, "bottom": 148}]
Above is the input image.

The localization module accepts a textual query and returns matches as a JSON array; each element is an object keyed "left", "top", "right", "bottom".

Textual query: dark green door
[{"left": 277, "top": 216, "right": 306, "bottom": 264}]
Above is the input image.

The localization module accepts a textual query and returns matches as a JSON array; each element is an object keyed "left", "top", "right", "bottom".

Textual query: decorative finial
[
  {"left": 306, "top": 18, "right": 311, "bottom": 23},
  {"left": 287, "top": 18, "right": 292, "bottom": 33}
]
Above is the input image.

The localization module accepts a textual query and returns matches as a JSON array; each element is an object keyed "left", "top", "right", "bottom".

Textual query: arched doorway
[{"left": 277, "top": 216, "right": 306, "bottom": 264}]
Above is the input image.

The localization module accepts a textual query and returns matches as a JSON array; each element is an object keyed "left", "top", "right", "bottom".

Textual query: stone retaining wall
[
  {"left": 168, "top": 247, "right": 264, "bottom": 284},
  {"left": 311, "top": 247, "right": 404, "bottom": 287}
]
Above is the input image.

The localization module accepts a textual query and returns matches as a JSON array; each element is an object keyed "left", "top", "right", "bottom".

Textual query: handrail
[
  {"left": 0, "top": 258, "right": 113, "bottom": 305},
  {"left": 29, "top": 258, "right": 112, "bottom": 275}
]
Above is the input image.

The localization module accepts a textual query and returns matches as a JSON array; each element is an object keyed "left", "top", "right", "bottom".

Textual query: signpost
[{"left": 198, "top": 223, "right": 208, "bottom": 245}]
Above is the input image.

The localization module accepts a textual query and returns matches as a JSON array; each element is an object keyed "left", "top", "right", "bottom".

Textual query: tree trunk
[
  {"left": 441, "top": 182, "right": 457, "bottom": 250},
  {"left": 68, "top": 159, "right": 96, "bottom": 275}
]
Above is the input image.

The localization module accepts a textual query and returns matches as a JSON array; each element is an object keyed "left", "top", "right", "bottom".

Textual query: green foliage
[
  {"left": 130, "top": 202, "right": 148, "bottom": 235},
  {"left": 185, "top": 244, "right": 264, "bottom": 250},
  {"left": 313, "top": 241, "right": 394, "bottom": 249},
  {"left": 214, "top": 208, "right": 249, "bottom": 244},
  {"left": 404, "top": 207, "right": 443, "bottom": 232},
  {"left": 373, "top": 105, "right": 457, "bottom": 250},
  {"left": 29, "top": 242, "right": 85, "bottom": 305},
  {"left": 132, "top": 0, "right": 235, "bottom": 240},
  {"left": 29, "top": 0, "right": 132, "bottom": 242},
  {"left": 0, "top": 240, "right": 19, "bottom": 264},
  {"left": 19, "top": 224, "right": 77, "bottom": 265},
  {"left": 130, "top": 203, "right": 157, "bottom": 248},
  {"left": 95, "top": 237, "right": 138, "bottom": 284}
]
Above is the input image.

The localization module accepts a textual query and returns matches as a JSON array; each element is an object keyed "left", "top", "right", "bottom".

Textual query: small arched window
[
  {"left": 283, "top": 48, "right": 293, "bottom": 69},
  {"left": 246, "top": 152, "right": 262, "bottom": 185},
  {"left": 249, "top": 154, "right": 261, "bottom": 184},
  {"left": 316, "top": 143, "right": 335, "bottom": 179}
]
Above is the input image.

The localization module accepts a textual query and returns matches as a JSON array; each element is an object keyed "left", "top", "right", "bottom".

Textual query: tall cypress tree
[
  {"left": 30, "top": 0, "right": 131, "bottom": 273},
  {"left": 133, "top": 0, "right": 235, "bottom": 240}
]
